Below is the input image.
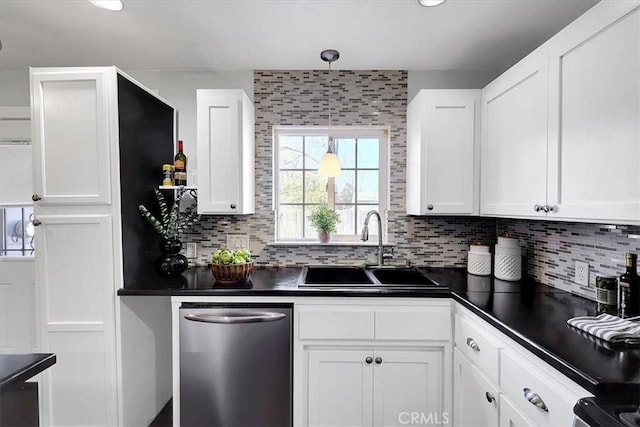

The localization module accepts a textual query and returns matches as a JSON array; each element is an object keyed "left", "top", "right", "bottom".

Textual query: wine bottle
[
  {"left": 618, "top": 252, "right": 639, "bottom": 318},
  {"left": 174, "top": 140, "right": 187, "bottom": 186}
]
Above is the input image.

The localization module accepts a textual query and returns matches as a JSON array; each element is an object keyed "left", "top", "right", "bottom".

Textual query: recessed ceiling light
[
  {"left": 88, "top": 0, "right": 124, "bottom": 11},
  {"left": 417, "top": 0, "right": 446, "bottom": 6}
]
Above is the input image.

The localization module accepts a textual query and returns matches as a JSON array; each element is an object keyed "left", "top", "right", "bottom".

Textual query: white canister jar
[
  {"left": 494, "top": 237, "right": 522, "bottom": 281},
  {"left": 467, "top": 244, "right": 492, "bottom": 276}
]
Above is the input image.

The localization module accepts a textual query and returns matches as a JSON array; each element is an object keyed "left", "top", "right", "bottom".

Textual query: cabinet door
[
  {"left": 197, "top": 90, "right": 254, "bottom": 214},
  {"left": 307, "top": 349, "right": 374, "bottom": 427},
  {"left": 0, "top": 259, "right": 36, "bottom": 353},
  {"left": 407, "top": 90, "right": 479, "bottom": 215},
  {"left": 499, "top": 395, "right": 534, "bottom": 427},
  {"left": 547, "top": 3, "right": 640, "bottom": 223},
  {"left": 30, "top": 69, "right": 114, "bottom": 205},
  {"left": 34, "top": 214, "right": 118, "bottom": 426},
  {"left": 453, "top": 349, "right": 499, "bottom": 427},
  {"left": 480, "top": 51, "right": 549, "bottom": 218},
  {"left": 373, "top": 350, "right": 445, "bottom": 427}
]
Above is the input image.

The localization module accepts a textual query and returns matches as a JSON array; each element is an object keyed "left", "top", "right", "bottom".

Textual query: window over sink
[{"left": 273, "top": 127, "right": 389, "bottom": 243}]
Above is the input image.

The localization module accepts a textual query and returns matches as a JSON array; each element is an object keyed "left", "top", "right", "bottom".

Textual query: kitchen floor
[{"left": 149, "top": 400, "right": 172, "bottom": 427}]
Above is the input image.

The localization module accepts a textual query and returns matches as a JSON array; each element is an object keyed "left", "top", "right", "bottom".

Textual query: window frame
[{"left": 273, "top": 126, "right": 390, "bottom": 243}]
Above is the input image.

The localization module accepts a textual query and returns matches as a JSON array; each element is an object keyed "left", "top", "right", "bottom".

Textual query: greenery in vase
[
  {"left": 308, "top": 205, "right": 341, "bottom": 234},
  {"left": 138, "top": 188, "right": 199, "bottom": 240}
]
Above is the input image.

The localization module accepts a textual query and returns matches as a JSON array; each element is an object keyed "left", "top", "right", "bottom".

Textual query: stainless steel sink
[{"left": 298, "top": 265, "right": 442, "bottom": 289}]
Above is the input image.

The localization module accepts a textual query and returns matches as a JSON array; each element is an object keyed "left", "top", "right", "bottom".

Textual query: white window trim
[{"left": 273, "top": 125, "right": 390, "bottom": 243}]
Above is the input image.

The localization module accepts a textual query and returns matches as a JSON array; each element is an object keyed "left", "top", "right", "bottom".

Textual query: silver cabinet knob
[
  {"left": 485, "top": 392, "right": 495, "bottom": 403},
  {"left": 534, "top": 204, "right": 544, "bottom": 212},
  {"left": 523, "top": 388, "right": 549, "bottom": 412},
  {"left": 427, "top": 204, "right": 434, "bottom": 211},
  {"left": 32, "top": 194, "right": 42, "bottom": 201},
  {"left": 230, "top": 204, "right": 236, "bottom": 209},
  {"left": 32, "top": 219, "right": 42, "bottom": 226},
  {"left": 547, "top": 205, "right": 557, "bottom": 213},
  {"left": 466, "top": 337, "right": 480, "bottom": 352},
  {"left": 365, "top": 356, "right": 373, "bottom": 364},
  {"left": 374, "top": 357, "right": 382, "bottom": 365}
]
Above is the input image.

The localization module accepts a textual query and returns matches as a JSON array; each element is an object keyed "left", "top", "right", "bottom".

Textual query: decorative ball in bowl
[{"left": 210, "top": 248, "right": 254, "bottom": 284}]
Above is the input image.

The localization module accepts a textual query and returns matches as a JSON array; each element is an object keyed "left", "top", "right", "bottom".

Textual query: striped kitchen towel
[{"left": 567, "top": 314, "right": 640, "bottom": 344}]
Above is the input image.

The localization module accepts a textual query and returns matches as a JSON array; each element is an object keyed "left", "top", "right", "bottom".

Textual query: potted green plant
[
  {"left": 308, "top": 205, "right": 340, "bottom": 243},
  {"left": 138, "top": 188, "right": 199, "bottom": 276}
]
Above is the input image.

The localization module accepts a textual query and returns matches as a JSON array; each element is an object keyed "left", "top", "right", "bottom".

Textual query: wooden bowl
[{"left": 210, "top": 261, "right": 254, "bottom": 284}]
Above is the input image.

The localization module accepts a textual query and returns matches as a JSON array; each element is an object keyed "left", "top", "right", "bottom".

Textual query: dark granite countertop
[
  {"left": 1, "top": 353, "right": 56, "bottom": 392},
  {"left": 118, "top": 266, "right": 640, "bottom": 398}
]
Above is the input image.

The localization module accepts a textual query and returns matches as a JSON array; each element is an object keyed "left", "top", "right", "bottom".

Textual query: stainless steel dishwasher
[{"left": 179, "top": 303, "right": 292, "bottom": 427}]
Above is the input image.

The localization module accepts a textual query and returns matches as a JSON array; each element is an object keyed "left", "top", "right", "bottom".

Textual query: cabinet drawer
[
  {"left": 375, "top": 307, "right": 451, "bottom": 341},
  {"left": 500, "top": 349, "right": 582, "bottom": 427},
  {"left": 454, "top": 314, "right": 500, "bottom": 383},
  {"left": 298, "top": 308, "right": 374, "bottom": 340}
]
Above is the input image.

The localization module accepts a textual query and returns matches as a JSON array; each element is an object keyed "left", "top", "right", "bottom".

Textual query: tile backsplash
[
  {"left": 185, "top": 70, "right": 495, "bottom": 266},
  {"left": 497, "top": 219, "right": 640, "bottom": 300}
]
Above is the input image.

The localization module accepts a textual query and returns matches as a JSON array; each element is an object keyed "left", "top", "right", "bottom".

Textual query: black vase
[{"left": 155, "top": 238, "right": 188, "bottom": 277}]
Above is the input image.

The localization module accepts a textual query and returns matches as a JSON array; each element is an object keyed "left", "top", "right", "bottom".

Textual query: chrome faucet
[{"left": 361, "top": 209, "right": 392, "bottom": 266}]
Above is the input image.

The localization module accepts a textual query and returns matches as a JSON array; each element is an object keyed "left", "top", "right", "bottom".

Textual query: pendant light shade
[
  {"left": 318, "top": 138, "right": 342, "bottom": 177},
  {"left": 319, "top": 49, "right": 342, "bottom": 177}
]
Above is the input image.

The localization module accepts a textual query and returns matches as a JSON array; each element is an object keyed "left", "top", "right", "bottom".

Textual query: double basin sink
[{"left": 298, "top": 265, "right": 442, "bottom": 289}]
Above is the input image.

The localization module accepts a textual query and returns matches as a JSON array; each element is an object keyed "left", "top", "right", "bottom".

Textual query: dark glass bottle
[
  {"left": 174, "top": 140, "right": 187, "bottom": 186},
  {"left": 618, "top": 253, "right": 639, "bottom": 318}
]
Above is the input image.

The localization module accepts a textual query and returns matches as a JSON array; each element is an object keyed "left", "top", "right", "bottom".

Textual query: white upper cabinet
[
  {"left": 407, "top": 89, "right": 480, "bottom": 215},
  {"left": 480, "top": 50, "right": 549, "bottom": 218},
  {"left": 480, "top": 1, "right": 640, "bottom": 224},
  {"left": 196, "top": 89, "right": 255, "bottom": 214},
  {"left": 31, "top": 69, "right": 114, "bottom": 206},
  {"left": 547, "top": 2, "right": 640, "bottom": 224}
]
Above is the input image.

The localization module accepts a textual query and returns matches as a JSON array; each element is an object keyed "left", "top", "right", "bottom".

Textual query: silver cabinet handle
[
  {"left": 32, "top": 194, "right": 42, "bottom": 201},
  {"left": 466, "top": 337, "right": 480, "bottom": 352},
  {"left": 365, "top": 357, "right": 373, "bottom": 364},
  {"left": 32, "top": 219, "right": 42, "bottom": 226},
  {"left": 375, "top": 357, "right": 383, "bottom": 365},
  {"left": 547, "top": 205, "right": 557, "bottom": 213},
  {"left": 184, "top": 311, "right": 285, "bottom": 324},
  {"left": 534, "top": 204, "right": 544, "bottom": 212},
  {"left": 485, "top": 392, "right": 495, "bottom": 403},
  {"left": 230, "top": 204, "right": 236, "bottom": 209},
  {"left": 523, "top": 388, "right": 549, "bottom": 412},
  {"left": 427, "top": 204, "right": 434, "bottom": 211}
]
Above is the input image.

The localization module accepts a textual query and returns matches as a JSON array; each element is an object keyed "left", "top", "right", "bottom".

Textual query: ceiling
[{"left": 0, "top": 0, "right": 600, "bottom": 72}]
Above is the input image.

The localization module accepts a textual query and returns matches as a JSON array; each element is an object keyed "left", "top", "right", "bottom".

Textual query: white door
[
  {"left": 30, "top": 69, "right": 114, "bottom": 206},
  {"left": 499, "top": 395, "right": 535, "bottom": 427},
  {"left": 422, "top": 90, "right": 479, "bottom": 215},
  {"left": 373, "top": 350, "right": 445, "bottom": 427},
  {"left": 453, "top": 349, "right": 499, "bottom": 427},
  {"left": 0, "top": 258, "right": 36, "bottom": 353},
  {"left": 481, "top": 50, "right": 549, "bottom": 218},
  {"left": 547, "top": 3, "right": 640, "bottom": 223},
  {"left": 34, "top": 214, "right": 118, "bottom": 427},
  {"left": 307, "top": 349, "right": 374, "bottom": 427}
]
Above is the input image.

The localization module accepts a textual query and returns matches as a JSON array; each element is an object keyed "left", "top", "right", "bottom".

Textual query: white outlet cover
[
  {"left": 575, "top": 261, "right": 590, "bottom": 286},
  {"left": 226, "top": 234, "right": 250, "bottom": 250}
]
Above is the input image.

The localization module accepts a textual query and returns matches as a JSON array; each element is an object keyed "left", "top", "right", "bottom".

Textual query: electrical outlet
[
  {"left": 226, "top": 234, "right": 250, "bottom": 250},
  {"left": 186, "top": 242, "right": 197, "bottom": 259},
  {"left": 575, "top": 261, "right": 589, "bottom": 286}
]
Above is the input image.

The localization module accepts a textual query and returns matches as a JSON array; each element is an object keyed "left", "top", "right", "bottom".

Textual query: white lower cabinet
[
  {"left": 453, "top": 348, "right": 499, "bottom": 427},
  {"left": 499, "top": 394, "right": 535, "bottom": 427},
  {"left": 297, "top": 301, "right": 452, "bottom": 427}
]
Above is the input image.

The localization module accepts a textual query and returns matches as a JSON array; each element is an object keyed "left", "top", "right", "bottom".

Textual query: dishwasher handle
[{"left": 183, "top": 310, "right": 287, "bottom": 324}]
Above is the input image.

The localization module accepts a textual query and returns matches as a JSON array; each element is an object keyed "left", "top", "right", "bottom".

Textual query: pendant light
[{"left": 318, "top": 49, "right": 342, "bottom": 177}]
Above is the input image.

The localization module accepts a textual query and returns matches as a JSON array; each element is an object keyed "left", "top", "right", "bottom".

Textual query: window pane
[
  {"left": 304, "top": 171, "right": 328, "bottom": 204},
  {"left": 357, "top": 170, "right": 379, "bottom": 203},
  {"left": 305, "top": 135, "right": 328, "bottom": 170},
  {"left": 279, "top": 135, "right": 304, "bottom": 169},
  {"left": 335, "top": 138, "right": 356, "bottom": 169},
  {"left": 278, "top": 205, "right": 303, "bottom": 239},
  {"left": 358, "top": 205, "right": 380, "bottom": 237},
  {"left": 334, "top": 204, "right": 356, "bottom": 235},
  {"left": 279, "top": 171, "right": 303, "bottom": 203},
  {"left": 335, "top": 170, "right": 355, "bottom": 204},
  {"left": 357, "top": 138, "right": 379, "bottom": 168},
  {"left": 304, "top": 205, "right": 322, "bottom": 239}
]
